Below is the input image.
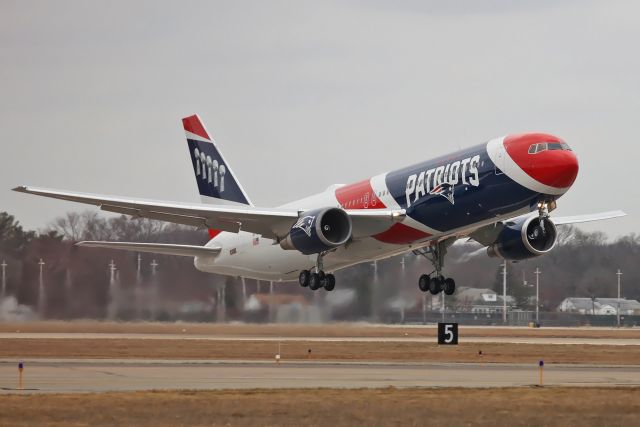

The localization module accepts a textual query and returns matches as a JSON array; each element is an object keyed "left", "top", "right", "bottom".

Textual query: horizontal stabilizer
[{"left": 76, "top": 241, "right": 221, "bottom": 257}]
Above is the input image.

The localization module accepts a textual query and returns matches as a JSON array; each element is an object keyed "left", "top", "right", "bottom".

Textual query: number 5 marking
[{"left": 444, "top": 324, "right": 454, "bottom": 343}]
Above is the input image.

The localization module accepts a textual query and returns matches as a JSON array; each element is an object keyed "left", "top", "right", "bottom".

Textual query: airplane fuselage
[{"left": 195, "top": 133, "right": 579, "bottom": 281}]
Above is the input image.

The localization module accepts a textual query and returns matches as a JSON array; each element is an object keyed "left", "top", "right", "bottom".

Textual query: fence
[{"left": 394, "top": 310, "right": 640, "bottom": 327}]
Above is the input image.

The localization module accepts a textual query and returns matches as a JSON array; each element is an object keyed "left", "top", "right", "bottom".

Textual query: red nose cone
[{"left": 504, "top": 133, "right": 579, "bottom": 190}]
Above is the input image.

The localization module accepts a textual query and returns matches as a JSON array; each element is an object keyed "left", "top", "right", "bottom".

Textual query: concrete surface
[{"left": 1, "top": 359, "right": 639, "bottom": 393}]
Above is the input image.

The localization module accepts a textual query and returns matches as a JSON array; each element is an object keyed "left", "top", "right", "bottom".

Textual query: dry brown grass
[
  {"left": 1, "top": 387, "right": 639, "bottom": 426},
  {"left": 2, "top": 338, "right": 640, "bottom": 364},
  {"left": 2, "top": 321, "right": 640, "bottom": 338}
]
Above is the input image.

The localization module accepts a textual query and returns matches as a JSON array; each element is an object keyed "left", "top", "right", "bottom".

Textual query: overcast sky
[{"left": 1, "top": 0, "right": 637, "bottom": 237}]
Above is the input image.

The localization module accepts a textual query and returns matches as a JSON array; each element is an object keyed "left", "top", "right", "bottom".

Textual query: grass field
[{"left": 1, "top": 387, "right": 639, "bottom": 426}]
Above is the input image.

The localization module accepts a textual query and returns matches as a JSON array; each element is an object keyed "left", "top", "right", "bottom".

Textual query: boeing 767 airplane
[{"left": 13, "top": 115, "right": 625, "bottom": 293}]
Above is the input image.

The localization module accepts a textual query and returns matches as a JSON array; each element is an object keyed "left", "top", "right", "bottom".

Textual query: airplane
[{"left": 13, "top": 115, "right": 625, "bottom": 294}]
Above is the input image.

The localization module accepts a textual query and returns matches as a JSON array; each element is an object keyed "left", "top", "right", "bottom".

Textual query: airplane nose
[
  {"left": 533, "top": 149, "right": 579, "bottom": 189},
  {"left": 503, "top": 133, "right": 579, "bottom": 192}
]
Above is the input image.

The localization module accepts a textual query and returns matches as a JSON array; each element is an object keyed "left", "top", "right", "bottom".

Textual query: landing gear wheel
[
  {"left": 429, "top": 277, "right": 442, "bottom": 295},
  {"left": 443, "top": 278, "right": 456, "bottom": 295},
  {"left": 309, "top": 273, "right": 322, "bottom": 290},
  {"left": 299, "top": 270, "right": 310, "bottom": 287},
  {"left": 418, "top": 274, "right": 430, "bottom": 292},
  {"left": 324, "top": 274, "right": 336, "bottom": 291}
]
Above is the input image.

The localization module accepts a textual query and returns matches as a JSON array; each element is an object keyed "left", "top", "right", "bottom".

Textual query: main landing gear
[
  {"left": 299, "top": 270, "right": 335, "bottom": 291},
  {"left": 299, "top": 253, "right": 335, "bottom": 292},
  {"left": 418, "top": 274, "right": 456, "bottom": 296},
  {"left": 414, "top": 239, "right": 456, "bottom": 296}
]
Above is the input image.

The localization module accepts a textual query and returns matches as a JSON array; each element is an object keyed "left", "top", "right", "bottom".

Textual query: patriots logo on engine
[
  {"left": 293, "top": 215, "right": 315, "bottom": 237},
  {"left": 429, "top": 183, "right": 455, "bottom": 204}
]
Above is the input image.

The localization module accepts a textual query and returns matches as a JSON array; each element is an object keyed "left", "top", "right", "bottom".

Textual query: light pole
[
  {"left": 38, "top": 258, "right": 46, "bottom": 317},
  {"left": 109, "top": 260, "right": 116, "bottom": 283},
  {"left": 241, "top": 277, "right": 247, "bottom": 305},
  {"left": 617, "top": 269, "right": 623, "bottom": 328},
  {"left": 108, "top": 260, "right": 117, "bottom": 320},
  {"left": 1, "top": 260, "right": 6, "bottom": 298},
  {"left": 534, "top": 268, "right": 541, "bottom": 324},
  {"left": 136, "top": 253, "right": 142, "bottom": 319},
  {"left": 150, "top": 259, "right": 158, "bottom": 319},
  {"left": 502, "top": 260, "right": 507, "bottom": 324}
]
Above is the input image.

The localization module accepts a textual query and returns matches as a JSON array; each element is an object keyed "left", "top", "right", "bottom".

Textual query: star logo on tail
[{"left": 429, "top": 183, "right": 455, "bottom": 204}]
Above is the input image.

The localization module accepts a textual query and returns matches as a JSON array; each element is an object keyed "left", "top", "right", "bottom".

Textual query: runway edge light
[
  {"left": 538, "top": 360, "right": 544, "bottom": 387},
  {"left": 18, "top": 362, "right": 24, "bottom": 390}
]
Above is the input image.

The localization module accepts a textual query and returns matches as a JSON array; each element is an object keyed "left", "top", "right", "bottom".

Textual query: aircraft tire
[
  {"left": 309, "top": 273, "right": 322, "bottom": 290},
  {"left": 429, "top": 277, "right": 442, "bottom": 295},
  {"left": 324, "top": 274, "right": 336, "bottom": 291},
  {"left": 418, "top": 274, "right": 430, "bottom": 292},
  {"left": 299, "top": 270, "right": 310, "bottom": 287},
  {"left": 444, "top": 278, "right": 456, "bottom": 295}
]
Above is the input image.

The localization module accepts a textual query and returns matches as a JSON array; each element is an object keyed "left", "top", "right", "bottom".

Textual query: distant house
[
  {"left": 455, "top": 287, "right": 515, "bottom": 313},
  {"left": 558, "top": 297, "right": 640, "bottom": 315}
]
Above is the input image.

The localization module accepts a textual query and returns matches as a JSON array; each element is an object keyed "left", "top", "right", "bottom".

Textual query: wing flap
[{"left": 76, "top": 241, "right": 221, "bottom": 257}]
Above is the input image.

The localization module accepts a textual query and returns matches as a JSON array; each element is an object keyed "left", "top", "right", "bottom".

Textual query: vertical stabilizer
[{"left": 182, "top": 114, "right": 253, "bottom": 206}]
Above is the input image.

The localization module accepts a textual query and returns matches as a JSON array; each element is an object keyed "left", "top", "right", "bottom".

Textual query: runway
[
  {"left": 1, "top": 332, "right": 639, "bottom": 345},
  {"left": 1, "top": 359, "right": 639, "bottom": 393}
]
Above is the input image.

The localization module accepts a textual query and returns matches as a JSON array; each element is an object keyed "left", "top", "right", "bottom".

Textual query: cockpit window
[
  {"left": 528, "top": 143, "right": 547, "bottom": 154},
  {"left": 528, "top": 141, "right": 571, "bottom": 154}
]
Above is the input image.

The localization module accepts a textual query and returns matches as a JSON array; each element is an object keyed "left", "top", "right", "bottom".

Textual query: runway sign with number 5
[{"left": 438, "top": 322, "right": 458, "bottom": 345}]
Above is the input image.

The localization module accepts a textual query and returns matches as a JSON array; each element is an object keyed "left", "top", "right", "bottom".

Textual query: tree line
[{"left": 0, "top": 210, "right": 637, "bottom": 320}]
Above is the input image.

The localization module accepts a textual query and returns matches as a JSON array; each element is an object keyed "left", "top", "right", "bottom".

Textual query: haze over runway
[{"left": 0, "top": 1, "right": 637, "bottom": 237}]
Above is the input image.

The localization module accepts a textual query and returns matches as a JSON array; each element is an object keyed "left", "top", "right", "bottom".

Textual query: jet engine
[
  {"left": 487, "top": 215, "right": 557, "bottom": 260},
  {"left": 280, "top": 207, "right": 352, "bottom": 255}
]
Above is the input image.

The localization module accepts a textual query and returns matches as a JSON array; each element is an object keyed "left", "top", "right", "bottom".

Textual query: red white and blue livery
[{"left": 14, "top": 115, "right": 625, "bottom": 294}]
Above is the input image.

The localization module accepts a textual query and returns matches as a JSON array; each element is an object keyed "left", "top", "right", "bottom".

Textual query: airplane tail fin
[{"left": 182, "top": 114, "right": 253, "bottom": 206}]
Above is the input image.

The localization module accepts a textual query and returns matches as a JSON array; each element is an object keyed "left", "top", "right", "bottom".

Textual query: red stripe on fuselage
[
  {"left": 335, "top": 179, "right": 386, "bottom": 209},
  {"left": 208, "top": 229, "right": 222, "bottom": 239},
  {"left": 183, "top": 115, "right": 211, "bottom": 141},
  {"left": 373, "top": 223, "right": 431, "bottom": 244}
]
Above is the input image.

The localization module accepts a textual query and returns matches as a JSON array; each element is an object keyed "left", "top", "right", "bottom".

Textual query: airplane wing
[
  {"left": 550, "top": 210, "right": 626, "bottom": 225},
  {"left": 469, "top": 210, "right": 627, "bottom": 247},
  {"left": 76, "top": 241, "right": 222, "bottom": 257},
  {"left": 13, "top": 186, "right": 405, "bottom": 240}
]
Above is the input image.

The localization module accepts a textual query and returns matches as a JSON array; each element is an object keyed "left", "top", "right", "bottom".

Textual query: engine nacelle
[
  {"left": 280, "top": 207, "right": 352, "bottom": 255},
  {"left": 487, "top": 216, "right": 558, "bottom": 261}
]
